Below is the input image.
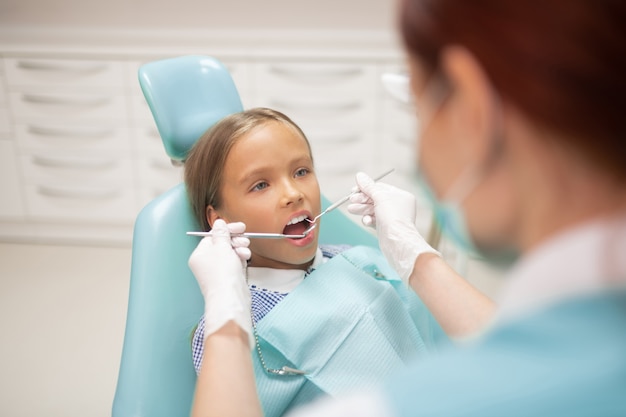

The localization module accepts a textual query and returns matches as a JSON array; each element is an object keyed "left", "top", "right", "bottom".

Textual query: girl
[{"left": 184, "top": 108, "right": 442, "bottom": 417}]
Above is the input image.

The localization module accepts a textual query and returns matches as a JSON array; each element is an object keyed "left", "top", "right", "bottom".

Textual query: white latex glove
[
  {"left": 347, "top": 172, "right": 440, "bottom": 284},
  {"left": 188, "top": 219, "right": 253, "bottom": 346}
]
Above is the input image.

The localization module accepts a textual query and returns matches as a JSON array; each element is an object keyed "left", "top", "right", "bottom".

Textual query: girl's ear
[{"left": 205, "top": 205, "right": 221, "bottom": 229}]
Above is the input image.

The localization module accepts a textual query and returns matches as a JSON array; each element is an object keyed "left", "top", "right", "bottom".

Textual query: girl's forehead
[
  {"left": 224, "top": 122, "right": 312, "bottom": 175},
  {"left": 234, "top": 121, "right": 310, "bottom": 154}
]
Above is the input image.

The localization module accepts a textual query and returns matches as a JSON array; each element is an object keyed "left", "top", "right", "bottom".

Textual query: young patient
[{"left": 184, "top": 107, "right": 439, "bottom": 417}]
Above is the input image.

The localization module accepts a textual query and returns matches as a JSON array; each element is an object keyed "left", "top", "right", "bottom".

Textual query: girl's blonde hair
[{"left": 184, "top": 107, "right": 312, "bottom": 231}]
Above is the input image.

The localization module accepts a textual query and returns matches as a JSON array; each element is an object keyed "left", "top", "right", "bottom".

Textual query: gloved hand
[
  {"left": 347, "top": 172, "right": 440, "bottom": 284},
  {"left": 188, "top": 219, "right": 253, "bottom": 346}
]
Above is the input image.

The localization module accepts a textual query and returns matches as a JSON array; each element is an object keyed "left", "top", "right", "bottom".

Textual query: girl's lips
[{"left": 286, "top": 226, "right": 316, "bottom": 247}]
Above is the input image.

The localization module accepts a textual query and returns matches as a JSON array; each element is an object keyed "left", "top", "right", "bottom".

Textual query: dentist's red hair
[{"left": 399, "top": 0, "right": 626, "bottom": 181}]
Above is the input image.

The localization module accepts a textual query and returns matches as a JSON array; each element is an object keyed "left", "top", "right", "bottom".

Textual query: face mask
[
  {"left": 416, "top": 169, "right": 478, "bottom": 255},
  {"left": 414, "top": 76, "right": 519, "bottom": 266},
  {"left": 417, "top": 161, "right": 520, "bottom": 267}
]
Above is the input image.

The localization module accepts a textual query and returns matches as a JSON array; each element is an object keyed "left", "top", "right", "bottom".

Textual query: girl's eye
[
  {"left": 295, "top": 168, "right": 309, "bottom": 177},
  {"left": 252, "top": 182, "right": 269, "bottom": 192}
]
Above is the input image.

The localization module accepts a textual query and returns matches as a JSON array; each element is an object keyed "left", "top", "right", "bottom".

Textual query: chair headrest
[{"left": 138, "top": 55, "right": 244, "bottom": 162}]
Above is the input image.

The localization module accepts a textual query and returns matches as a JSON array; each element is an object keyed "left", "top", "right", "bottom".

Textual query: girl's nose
[{"left": 281, "top": 181, "right": 304, "bottom": 206}]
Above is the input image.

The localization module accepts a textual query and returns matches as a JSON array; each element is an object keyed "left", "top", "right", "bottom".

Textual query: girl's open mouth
[{"left": 282, "top": 214, "right": 311, "bottom": 236}]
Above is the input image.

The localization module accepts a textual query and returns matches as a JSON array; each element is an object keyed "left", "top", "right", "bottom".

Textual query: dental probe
[{"left": 306, "top": 168, "right": 395, "bottom": 224}]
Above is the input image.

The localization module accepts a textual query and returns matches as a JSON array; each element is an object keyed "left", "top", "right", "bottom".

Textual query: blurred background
[{"left": 0, "top": 1, "right": 503, "bottom": 416}]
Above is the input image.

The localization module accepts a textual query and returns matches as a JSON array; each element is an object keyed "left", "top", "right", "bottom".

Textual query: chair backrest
[{"left": 112, "top": 55, "right": 377, "bottom": 417}]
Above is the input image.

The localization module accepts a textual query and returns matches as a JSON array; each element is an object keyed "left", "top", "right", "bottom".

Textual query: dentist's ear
[{"left": 440, "top": 45, "right": 501, "bottom": 164}]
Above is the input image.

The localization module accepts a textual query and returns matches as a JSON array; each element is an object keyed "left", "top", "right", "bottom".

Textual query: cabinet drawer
[
  {"left": 23, "top": 183, "right": 137, "bottom": 223},
  {"left": 132, "top": 125, "right": 167, "bottom": 155},
  {"left": 0, "top": 78, "right": 6, "bottom": 105},
  {"left": 254, "top": 62, "right": 377, "bottom": 96},
  {"left": 306, "top": 129, "right": 366, "bottom": 148},
  {"left": 10, "top": 92, "right": 127, "bottom": 121},
  {"left": 129, "top": 93, "right": 155, "bottom": 123},
  {"left": 20, "top": 153, "right": 133, "bottom": 184},
  {"left": 135, "top": 156, "right": 184, "bottom": 188},
  {"left": 0, "top": 108, "right": 11, "bottom": 135},
  {"left": 314, "top": 133, "right": 374, "bottom": 173},
  {"left": 382, "top": 97, "right": 417, "bottom": 131},
  {"left": 15, "top": 123, "right": 132, "bottom": 153},
  {"left": 312, "top": 137, "right": 375, "bottom": 200},
  {"left": 380, "top": 128, "right": 418, "bottom": 169},
  {"left": 221, "top": 60, "right": 251, "bottom": 96},
  {"left": 317, "top": 171, "right": 359, "bottom": 203},
  {"left": 5, "top": 58, "right": 127, "bottom": 92},
  {"left": 258, "top": 97, "right": 377, "bottom": 132},
  {"left": 0, "top": 140, "right": 25, "bottom": 219}
]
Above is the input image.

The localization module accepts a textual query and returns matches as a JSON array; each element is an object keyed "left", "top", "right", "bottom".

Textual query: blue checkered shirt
[{"left": 191, "top": 245, "right": 348, "bottom": 373}]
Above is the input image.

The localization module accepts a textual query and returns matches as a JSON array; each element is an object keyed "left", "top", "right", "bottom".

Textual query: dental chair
[{"left": 112, "top": 55, "right": 378, "bottom": 417}]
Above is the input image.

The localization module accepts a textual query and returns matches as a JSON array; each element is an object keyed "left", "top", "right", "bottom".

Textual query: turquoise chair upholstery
[
  {"left": 112, "top": 55, "right": 377, "bottom": 417},
  {"left": 138, "top": 55, "right": 244, "bottom": 162}
]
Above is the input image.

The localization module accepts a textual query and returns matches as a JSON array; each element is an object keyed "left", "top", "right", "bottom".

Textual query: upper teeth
[{"left": 287, "top": 214, "right": 308, "bottom": 226}]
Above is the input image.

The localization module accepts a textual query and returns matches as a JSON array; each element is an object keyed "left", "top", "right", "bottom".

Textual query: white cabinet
[
  {"left": 0, "top": 58, "right": 24, "bottom": 219},
  {"left": 0, "top": 140, "right": 25, "bottom": 219},
  {"left": 19, "top": 153, "right": 137, "bottom": 222},
  {"left": 0, "top": 60, "right": 10, "bottom": 139},
  {"left": 4, "top": 57, "right": 138, "bottom": 229}
]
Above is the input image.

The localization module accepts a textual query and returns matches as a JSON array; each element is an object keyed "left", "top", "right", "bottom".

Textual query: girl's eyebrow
[
  {"left": 237, "top": 154, "right": 313, "bottom": 185},
  {"left": 238, "top": 167, "right": 270, "bottom": 185}
]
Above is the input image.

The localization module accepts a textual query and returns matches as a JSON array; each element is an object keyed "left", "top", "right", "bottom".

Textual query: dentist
[{"left": 190, "top": 1, "right": 626, "bottom": 416}]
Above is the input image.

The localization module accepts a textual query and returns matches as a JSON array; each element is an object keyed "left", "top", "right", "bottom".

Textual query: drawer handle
[
  {"left": 17, "top": 60, "right": 108, "bottom": 74},
  {"left": 269, "top": 66, "right": 362, "bottom": 80},
  {"left": 22, "top": 94, "right": 111, "bottom": 108},
  {"left": 28, "top": 125, "right": 114, "bottom": 139},
  {"left": 32, "top": 155, "right": 117, "bottom": 170},
  {"left": 37, "top": 185, "right": 119, "bottom": 200},
  {"left": 271, "top": 99, "right": 361, "bottom": 113}
]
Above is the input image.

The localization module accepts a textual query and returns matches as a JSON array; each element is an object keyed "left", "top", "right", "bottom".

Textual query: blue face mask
[
  {"left": 414, "top": 76, "right": 518, "bottom": 266},
  {"left": 416, "top": 168, "right": 480, "bottom": 256},
  {"left": 417, "top": 164, "right": 519, "bottom": 267}
]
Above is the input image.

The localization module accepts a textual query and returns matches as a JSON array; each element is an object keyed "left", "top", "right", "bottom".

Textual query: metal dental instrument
[
  {"left": 305, "top": 168, "right": 395, "bottom": 227},
  {"left": 186, "top": 224, "right": 317, "bottom": 240}
]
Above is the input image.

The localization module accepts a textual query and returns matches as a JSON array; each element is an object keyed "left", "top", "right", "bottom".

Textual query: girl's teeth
[{"left": 287, "top": 215, "right": 307, "bottom": 225}]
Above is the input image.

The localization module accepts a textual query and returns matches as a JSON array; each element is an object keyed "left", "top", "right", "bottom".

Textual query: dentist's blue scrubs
[{"left": 288, "top": 215, "right": 626, "bottom": 417}]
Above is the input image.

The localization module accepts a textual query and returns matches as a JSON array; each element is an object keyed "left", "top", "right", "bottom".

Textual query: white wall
[{"left": 0, "top": 0, "right": 396, "bottom": 31}]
